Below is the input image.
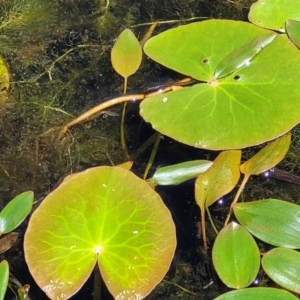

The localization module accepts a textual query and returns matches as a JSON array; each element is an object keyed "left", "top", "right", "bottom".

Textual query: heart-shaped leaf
[
  {"left": 262, "top": 248, "right": 300, "bottom": 293},
  {"left": 249, "top": 0, "right": 300, "bottom": 32},
  {"left": 214, "top": 287, "right": 298, "bottom": 300},
  {"left": 150, "top": 160, "right": 213, "bottom": 185},
  {"left": 0, "top": 260, "right": 8, "bottom": 300},
  {"left": 24, "top": 166, "right": 176, "bottom": 299},
  {"left": 240, "top": 133, "right": 291, "bottom": 176},
  {"left": 234, "top": 199, "right": 300, "bottom": 248},
  {"left": 111, "top": 29, "right": 142, "bottom": 93},
  {"left": 286, "top": 19, "right": 300, "bottom": 49},
  {"left": 0, "top": 191, "right": 33, "bottom": 235},
  {"left": 141, "top": 20, "right": 300, "bottom": 150},
  {"left": 212, "top": 222, "right": 260, "bottom": 289}
]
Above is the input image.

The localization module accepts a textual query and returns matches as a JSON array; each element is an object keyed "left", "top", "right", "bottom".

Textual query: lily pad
[
  {"left": 141, "top": 20, "right": 300, "bottom": 150},
  {"left": 249, "top": 0, "right": 300, "bottom": 32},
  {"left": 24, "top": 166, "right": 176, "bottom": 299}
]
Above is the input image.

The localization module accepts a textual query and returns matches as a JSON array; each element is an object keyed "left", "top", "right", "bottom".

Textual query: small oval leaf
[
  {"left": 0, "top": 260, "right": 8, "bottom": 300},
  {"left": 214, "top": 287, "right": 298, "bottom": 300},
  {"left": 234, "top": 199, "right": 300, "bottom": 248},
  {"left": 111, "top": 29, "right": 142, "bottom": 79},
  {"left": 240, "top": 133, "right": 291, "bottom": 176},
  {"left": 212, "top": 222, "right": 260, "bottom": 289},
  {"left": 151, "top": 160, "right": 213, "bottom": 185},
  {"left": 262, "top": 248, "right": 300, "bottom": 293},
  {"left": 212, "top": 32, "right": 276, "bottom": 80},
  {"left": 0, "top": 191, "right": 33, "bottom": 234}
]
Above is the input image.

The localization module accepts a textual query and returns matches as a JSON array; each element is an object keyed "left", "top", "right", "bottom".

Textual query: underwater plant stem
[
  {"left": 143, "top": 133, "right": 161, "bottom": 180},
  {"left": 59, "top": 93, "right": 145, "bottom": 136},
  {"left": 206, "top": 207, "right": 218, "bottom": 235},
  {"left": 224, "top": 174, "right": 250, "bottom": 226},
  {"left": 201, "top": 206, "right": 208, "bottom": 252}
]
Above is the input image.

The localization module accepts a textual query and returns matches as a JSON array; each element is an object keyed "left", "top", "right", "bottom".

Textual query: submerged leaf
[
  {"left": 151, "top": 160, "right": 213, "bottom": 185},
  {"left": 212, "top": 32, "right": 276, "bottom": 81}
]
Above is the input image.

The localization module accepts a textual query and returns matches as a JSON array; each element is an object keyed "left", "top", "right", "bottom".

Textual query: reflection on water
[{"left": 1, "top": 0, "right": 298, "bottom": 299}]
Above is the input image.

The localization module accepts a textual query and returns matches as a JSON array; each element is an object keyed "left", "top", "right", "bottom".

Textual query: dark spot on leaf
[
  {"left": 234, "top": 75, "right": 241, "bottom": 80},
  {"left": 202, "top": 58, "right": 209, "bottom": 64}
]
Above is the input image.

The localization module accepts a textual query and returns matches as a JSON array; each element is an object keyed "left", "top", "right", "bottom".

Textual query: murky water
[{"left": 1, "top": 0, "right": 300, "bottom": 299}]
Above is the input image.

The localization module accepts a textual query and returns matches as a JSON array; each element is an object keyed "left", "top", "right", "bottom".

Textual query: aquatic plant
[
  {"left": 0, "top": 191, "right": 33, "bottom": 300},
  {"left": 23, "top": 0, "right": 300, "bottom": 298}
]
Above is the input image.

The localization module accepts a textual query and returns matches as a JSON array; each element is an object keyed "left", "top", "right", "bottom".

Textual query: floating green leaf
[
  {"left": 249, "top": 0, "right": 300, "bottom": 32},
  {"left": 0, "top": 260, "right": 8, "bottom": 300},
  {"left": 234, "top": 199, "right": 300, "bottom": 248},
  {"left": 212, "top": 32, "right": 276, "bottom": 81},
  {"left": 212, "top": 222, "right": 260, "bottom": 289},
  {"left": 240, "top": 133, "right": 291, "bottom": 176},
  {"left": 286, "top": 19, "right": 300, "bottom": 49},
  {"left": 111, "top": 29, "right": 142, "bottom": 93},
  {"left": 150, "top": 160, "right": 213, "bottom": 185},
  {"left": 0, "top": 191, "right": 33, "bottom": 235},
  {"left": 262, "top": 248, "right": 300, "bottom": 293},
  {"left": 24, "top": 166, "right": 176, "bottom": 299},
  {"left": 141, "top": 20, "right": 300, "bottom": 150},
  {"left": 214, "top": 287, "right": 298, "bottom": 300}
]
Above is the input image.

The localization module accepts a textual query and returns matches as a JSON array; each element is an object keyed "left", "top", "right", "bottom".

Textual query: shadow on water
[{"left": 1, "top": 0, "right": 300, "bottom": 299}]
